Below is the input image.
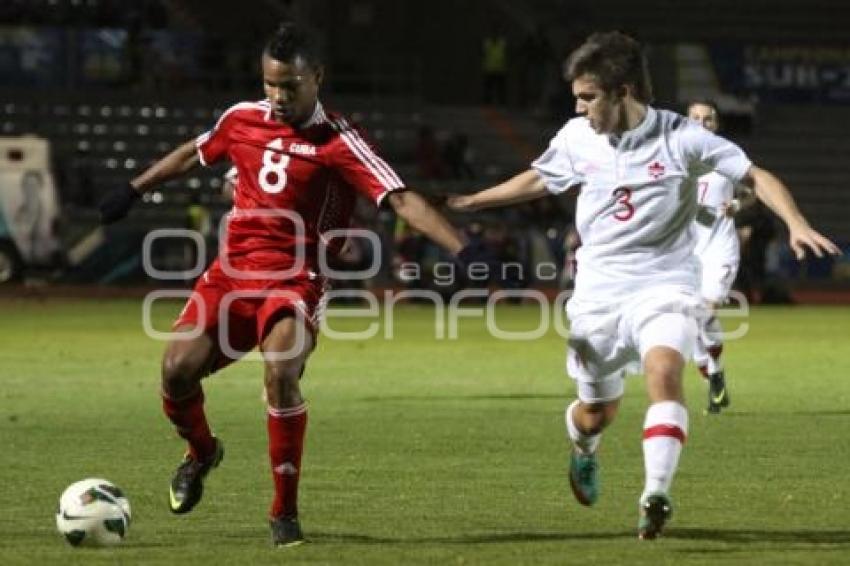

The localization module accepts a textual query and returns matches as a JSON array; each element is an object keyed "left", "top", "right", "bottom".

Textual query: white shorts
[
  {"left": 565, "top": 286, "right": 701, "bottom": 404},
  {"left": 700, "top": 259, "right": 739, "bottom": 304}
]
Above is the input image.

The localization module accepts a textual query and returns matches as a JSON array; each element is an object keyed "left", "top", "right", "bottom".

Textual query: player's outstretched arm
[
  {"left": 99, "top": 139, "right": 200, "bottom": 224},
  {"left": 742, "top": 165, "right": 842, "bottom": 259},
  {"left": 386, "top": 191, "right": 466, "bottom": 256},
  {"left": 447, "top": 169, "right": 548, "bottom": 212}
]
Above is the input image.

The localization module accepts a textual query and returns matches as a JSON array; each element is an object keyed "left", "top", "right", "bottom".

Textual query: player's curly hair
[
  {"left": 264, "top": 22, "right": 323, "bottom": 68},
  {"left": 565, "top": 31, "right": 653, "bottom": 103}
]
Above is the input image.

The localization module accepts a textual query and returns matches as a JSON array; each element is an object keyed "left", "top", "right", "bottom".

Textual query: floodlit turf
[{"left": 1, "top": 298, "right": 849, "bottom": 565}]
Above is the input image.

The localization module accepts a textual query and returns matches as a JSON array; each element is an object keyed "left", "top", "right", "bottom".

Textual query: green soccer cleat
[
  {"left": 707, "top": 371, "right": 730, "bottom": 414},
  {"left": 638, "top": 492, "right": 673, "bottom": 540},
  {"left": 568, "top": 449, "right": 599, "bottom": 506},
  {"left": 270, "top": 515, "right": 305, "bottom": 547},
  {"left": 168, "top": 437, "right": 224, "bottom": 514}
]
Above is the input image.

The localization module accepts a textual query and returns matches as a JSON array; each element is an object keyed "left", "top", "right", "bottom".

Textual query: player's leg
[
  {"left": 693, "top": 342, "right": 710, "bottom": 377},
  {"left": 639, "top": 345, "right": 688, "bottom": 539},
  {"left": 261, "top": 314, "right": 314, "bottom": 547},
  {"left": 564, "top": 316, "right": 626, "bottom": 506},
  {"left": 692, "top": 305, "right": 712, "bottom": 379},
  {"left": 699, "top": 307, "right": 724, "bottom": 376},
  {"left": 567, "top": 397, "right": 620, "bottom": 454},
  {"left": 635, "top": 306, "right": 694, "bottom": 539},
  {"left": 161, "top": 267, "right": 248, "bottom": 515},
  {"left": 701, "top": 305, "right": 730, "bottom": 413},
  {"left": 643, "top": 346, "right": 688, "bottom": 493},
  {"left": 565, "top": 396, "right": 619, "bottom": 506},
  {"left": 161, "top": 329, "right": 226, "bottom": 514},
  {"left": 701, "top": 261, "right": 738, "bottom": 412},
  {"left": 161, "top": 329, "right": 219, "bottom": 457}
]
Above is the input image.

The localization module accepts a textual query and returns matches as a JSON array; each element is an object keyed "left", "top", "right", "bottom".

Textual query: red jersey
[{"left": 195, "top": 100, "right": 404, "bottom": 275}]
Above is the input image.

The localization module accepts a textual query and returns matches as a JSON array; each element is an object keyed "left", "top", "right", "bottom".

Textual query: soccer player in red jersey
[{"left": 99, "top": 23, "right": 470, "bottom": 546}]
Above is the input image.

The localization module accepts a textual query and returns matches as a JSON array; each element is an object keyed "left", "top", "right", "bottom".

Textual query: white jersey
[
  {"left": 533, "top": 107, "right": 751, "bottom": 301},
  {"left": 693, "top": 171, "right": 740, "bottom": 261}
]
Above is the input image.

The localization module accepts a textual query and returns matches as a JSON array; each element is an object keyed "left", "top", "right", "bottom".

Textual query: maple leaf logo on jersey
[{"left": 648, "top": 161, "right": 666, "bottom": 179}]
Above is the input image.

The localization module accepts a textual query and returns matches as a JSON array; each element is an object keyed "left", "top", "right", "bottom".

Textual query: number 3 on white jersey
[
  {"left": 612, "top": 187, "right": 635, "bottom": 221},
  {"left": 259, "top": 138, "right": 290, "bottom": 194}
]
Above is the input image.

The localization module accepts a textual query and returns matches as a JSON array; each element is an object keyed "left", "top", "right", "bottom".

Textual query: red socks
[
  {"left": 163, "top": 390, "right": 308, "bottom": 518},
  {"left": 267, "top": 403, "right": 308, "bottom": 519},
  {"left": 162, "top": 389, "right": 216, "bottom": 461}
]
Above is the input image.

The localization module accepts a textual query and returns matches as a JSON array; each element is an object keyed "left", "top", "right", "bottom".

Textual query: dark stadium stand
[{"left": 0, "top": 0, "right": 847, "bottom": 288}]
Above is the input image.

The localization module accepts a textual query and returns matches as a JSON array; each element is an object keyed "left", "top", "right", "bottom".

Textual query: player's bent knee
[
  {"left": 161, "top": 350, "right": 206, "bottom": 395},
  {"left": 643, "top": 346, "right": 686, "bottom": 401},
  {"left": 644, "top": 347, "right": 684, "bottom": 379},
  {"left": 264, "top": 360, "right": 303, "bottom": 385},
  {"left": 577, "top": 399, "right": 620, "bottom": 433},
  {"left": 264, "top": 360, "right": 304, "bottom": 406}
]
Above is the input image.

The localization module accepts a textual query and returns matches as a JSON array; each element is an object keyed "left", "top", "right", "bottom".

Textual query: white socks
[
  {"left": 565, "top": 400, "right": 601, "bottom": 455},
  {"left": 695, "top": 316, "right": 724, "bottom": 374},
  {"left": 641, "top": 401, "right": 688, "bottom": 501}
]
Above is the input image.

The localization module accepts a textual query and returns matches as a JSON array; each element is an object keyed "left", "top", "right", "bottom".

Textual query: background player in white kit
[
  {"left": 449, "top": 31, "right": 840, "bottom": 539},
  {"left": 687, "top": 100, "right": 756, "bottom": 414}
]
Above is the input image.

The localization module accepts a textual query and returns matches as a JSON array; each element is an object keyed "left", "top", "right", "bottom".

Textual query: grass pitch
[{"left": 1, "top": 298, "right": 849, "bottom": 565}]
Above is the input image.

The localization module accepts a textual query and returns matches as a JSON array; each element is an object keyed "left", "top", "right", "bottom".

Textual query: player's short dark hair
[
  {"left": 264, "top": 23, "right": 323, "bottom": 69},
  {"left": 686, "top": 99, "right": 720, "bottom": 116},
  {"left": 565, "top": 31, "right": 653, "bottom": 103}
]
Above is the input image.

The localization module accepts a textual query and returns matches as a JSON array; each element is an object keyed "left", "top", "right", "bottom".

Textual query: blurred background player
[
  {"left": 687, "top": 99, "right": 757, "bottom": 414},
  {"left": 99, "top": 22, "right": 470, "bottom": 547},
  {"left": 450, "top": 31, "right": 840, "bottom": 539}
]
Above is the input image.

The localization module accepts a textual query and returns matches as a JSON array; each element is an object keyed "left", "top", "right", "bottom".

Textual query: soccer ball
[{"left": 55, "top": 478, "right": 131, "bottom": 547}]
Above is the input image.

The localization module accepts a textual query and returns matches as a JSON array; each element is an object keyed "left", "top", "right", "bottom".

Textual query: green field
[{"left": 1, "top": 298, "right": 849, "bottom": 565}]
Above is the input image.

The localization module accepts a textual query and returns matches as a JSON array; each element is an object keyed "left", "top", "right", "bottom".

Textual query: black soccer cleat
[
  {"left": 706, "top": 371, "right": 730, "bottom": 414},
  {"left": 168, "top": 437, "right": 224, "bottom": 514},
  {"left": 638, "top": 492, "right": 672, "bottom": 540},
  {"left": 270, "top": 515, "right": 305, "bottom": 547}
]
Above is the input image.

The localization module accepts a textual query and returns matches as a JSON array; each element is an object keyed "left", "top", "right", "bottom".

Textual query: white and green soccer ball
[{"left": 55, "top": 478, "right": 131, "bottom": 547}]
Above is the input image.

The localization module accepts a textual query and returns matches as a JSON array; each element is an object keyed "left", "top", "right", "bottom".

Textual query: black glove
[{"left": 99, "top": 183, "right": 141, "bottom": 224}]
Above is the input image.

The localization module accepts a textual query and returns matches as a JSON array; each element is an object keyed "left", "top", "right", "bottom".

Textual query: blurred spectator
[
  {"left": 66, "top": 146, "right": 96, "bottom": 208},
  {"left": 735, "top": 201, "right": 776, "bottom": 303},
  {"left": 482, "top": 30, "right": 508, "bottom": 105},
  {"left": 393, "top": 220, "right": 428, "bottom": 288},
  {"left": 14, "top": 171, "right": 45, "bottom": 262},
  {"left": 1, "top": 0, "right": 168, "bottom": 28},
  {"left": 201, "top": 34, "right": 227, "bottom": 91},
  {"left": 415, "top": 125, "right": 447, "bottom": 180},
  {"left": 518, "top": 24, "right": 554, "bottom": 111},
  {"left": 484, "top": 222, "right": 529, "bottom": 290},
  {"left": 443, "top": 132, "right": 475, "bottom": 180},
  {"left": 186, "top": 190, "right": 213, "bottom": 270}
]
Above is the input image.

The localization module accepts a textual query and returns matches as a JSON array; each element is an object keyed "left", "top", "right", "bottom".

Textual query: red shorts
[{"left": 173, "top": 259, "right": 326, "bottom": 371}]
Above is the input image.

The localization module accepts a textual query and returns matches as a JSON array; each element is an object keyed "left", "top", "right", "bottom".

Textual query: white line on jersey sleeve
[
  {"left": 337, "top": 117, "right": 404, "bottom": 187},
  {"left": 195, "top": 132, "right": 212, "bottom": 166},
  {"left": 330, "top": 117, "right": 404, "bottom": 191}
]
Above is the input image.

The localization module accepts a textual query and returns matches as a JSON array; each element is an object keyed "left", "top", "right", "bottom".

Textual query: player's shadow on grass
[
  {"left": 309, "top": 531, "right": 634, "bottom": 544},
  {"left": 667, "top": 528, "right": 850, "bottom": 545},
  {"left": 358, "top": 393, "right": 565, "bottom": 402}
]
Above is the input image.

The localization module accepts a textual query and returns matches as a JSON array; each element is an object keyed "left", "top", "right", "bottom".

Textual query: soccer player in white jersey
[
  {"left": 449, "top": 31, "right": 840, "bottom": 539},
  {"left": 687, "top": 100, "right": 756, "bottom": 414}
]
